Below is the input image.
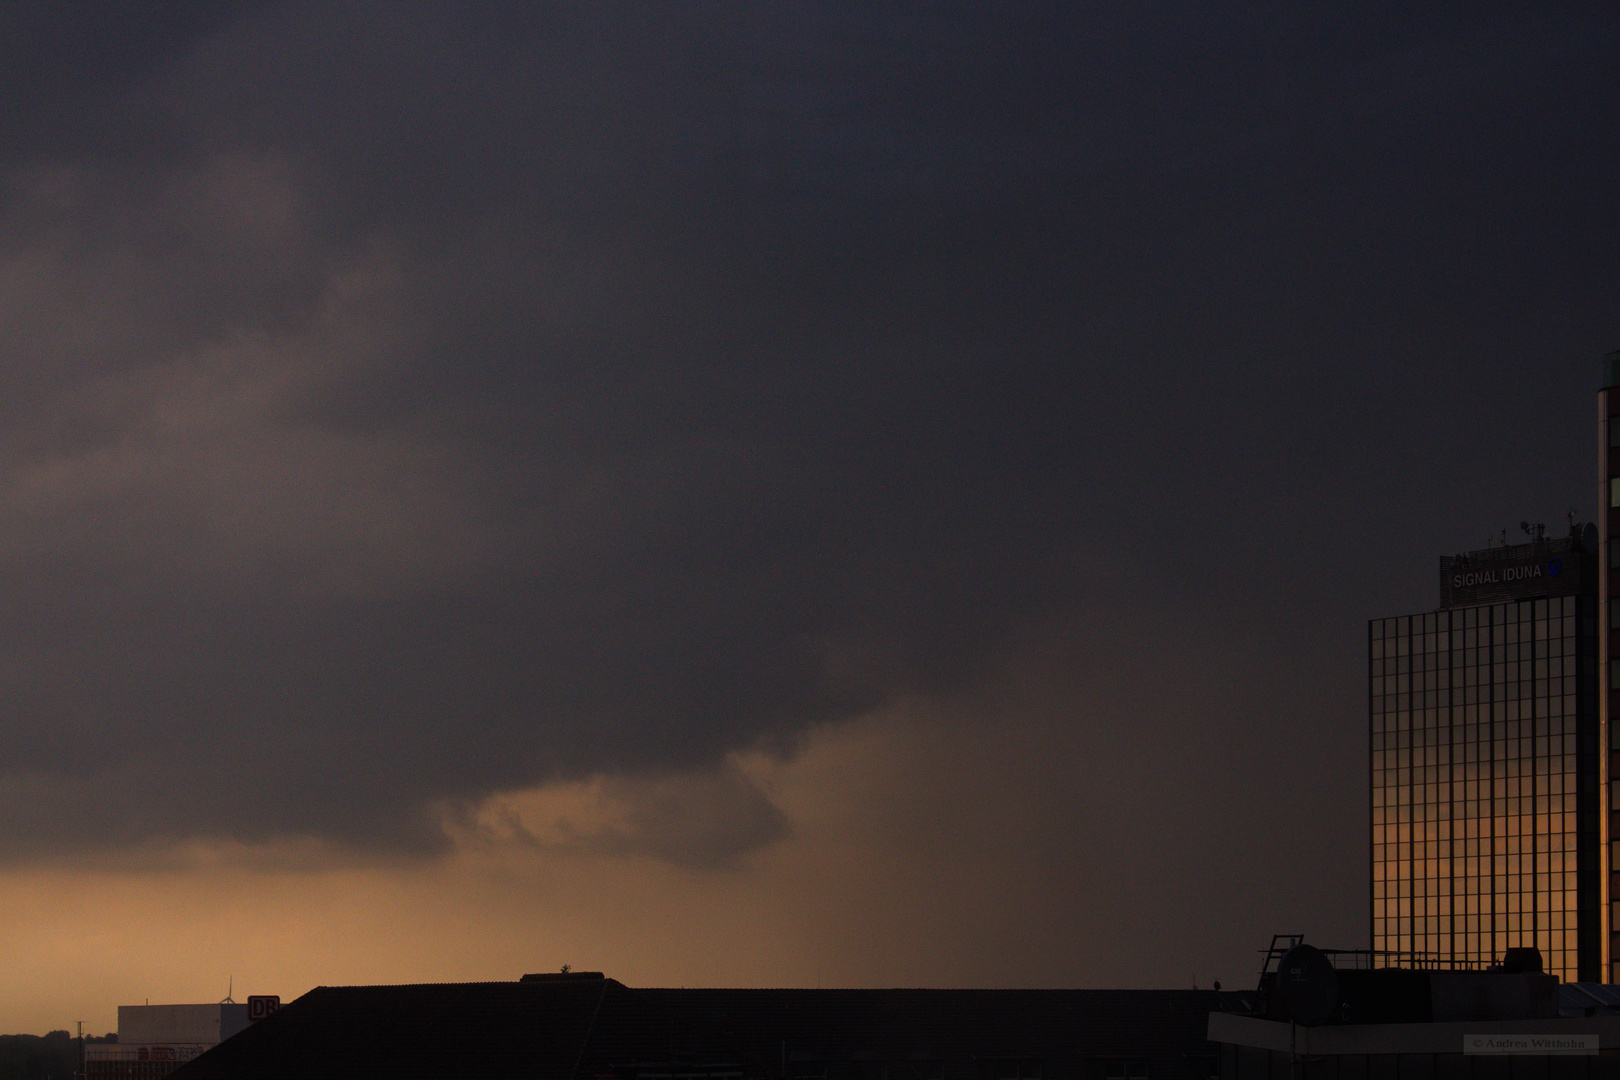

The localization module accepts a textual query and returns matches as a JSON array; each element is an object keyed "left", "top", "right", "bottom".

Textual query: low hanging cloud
[
  {"left": 453, "top": 759, "right": 790, "bottom": 869},
  {"left": 0, "top": 3, "right": 1122, "bottom": 864},
  {"left": 0, "top": 0, "right": 1613, "bottom": 877}
]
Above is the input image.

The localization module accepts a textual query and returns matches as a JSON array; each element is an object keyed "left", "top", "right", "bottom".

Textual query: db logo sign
[{"left": 247, "top": 995, "right": 280, "bottom": 1021}]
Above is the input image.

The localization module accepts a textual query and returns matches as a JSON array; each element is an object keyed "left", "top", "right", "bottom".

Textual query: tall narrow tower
[{"left": 1598, "top": 350, "right": 1620, "bottom": 980}]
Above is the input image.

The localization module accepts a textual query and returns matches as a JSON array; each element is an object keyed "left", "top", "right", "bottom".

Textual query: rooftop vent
[{"left": 1491, "top": 948, "right": 1543, "bottom": 975}]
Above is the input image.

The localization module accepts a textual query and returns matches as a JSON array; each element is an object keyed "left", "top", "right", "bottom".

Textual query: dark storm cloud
[{"left": 0, "top": 1, "right": 1615, "bottom": 865}]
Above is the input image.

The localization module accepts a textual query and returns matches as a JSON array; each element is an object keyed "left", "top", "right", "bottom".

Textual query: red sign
[{"left": 247, "top": 995, "right": 280, "bottom": 1021}]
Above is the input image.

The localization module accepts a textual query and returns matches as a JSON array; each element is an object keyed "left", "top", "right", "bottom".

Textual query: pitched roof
[
  {"left": 173, "top": 977, "right": 615, "bottom": 1080},
  {"left": 171, "top": 977, "right": 1231, "bottom": 1080}
]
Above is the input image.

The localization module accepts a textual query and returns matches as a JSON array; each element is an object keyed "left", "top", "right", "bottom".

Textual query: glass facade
[{"left": 1369, "top": 595, "right": 1599, "bottom": 982}]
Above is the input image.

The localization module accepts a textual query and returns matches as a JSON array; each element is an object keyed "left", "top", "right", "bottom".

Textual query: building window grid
[{"left": 1369, "top": 597, "right": 1581, "bottom": 982}]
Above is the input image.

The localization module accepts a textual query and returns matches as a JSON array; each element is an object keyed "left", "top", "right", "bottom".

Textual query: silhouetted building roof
[
  {"left": 1561, "top": 983, "right": 1620, "bottom": 1017},
  {"left": 171, "top": 975, "right": 1236, "bottom": 1080}
]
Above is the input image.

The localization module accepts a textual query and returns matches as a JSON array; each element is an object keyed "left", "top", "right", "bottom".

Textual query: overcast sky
[{"left": 0, "top": 0, "right": 1617, "bottom": 1033}]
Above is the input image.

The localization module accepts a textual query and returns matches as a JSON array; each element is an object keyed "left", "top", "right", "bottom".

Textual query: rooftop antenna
[{"left": 220, "top": 977, "right": 236, "bottom": 1005}]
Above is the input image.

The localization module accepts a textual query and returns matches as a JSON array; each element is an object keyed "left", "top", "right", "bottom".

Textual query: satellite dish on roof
[{"left": 1275, "top": 944, "right": 1338, "bottom": 1027}]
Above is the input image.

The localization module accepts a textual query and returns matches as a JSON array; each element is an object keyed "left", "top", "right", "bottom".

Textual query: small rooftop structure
[{"left": 1210, "top": 938, "right": 1620, "bottom": 1075}]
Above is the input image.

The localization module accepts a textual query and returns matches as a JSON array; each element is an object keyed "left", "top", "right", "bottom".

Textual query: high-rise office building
[
  {"left": 1369, "top": 355, "right": 1620, "bottom": 983},
  {"left": 1370, "top": 485, "right": 1609, "bottom": 976},
  {"left": 1369, "top": 554, "right": 1600, "bottom": 982}
]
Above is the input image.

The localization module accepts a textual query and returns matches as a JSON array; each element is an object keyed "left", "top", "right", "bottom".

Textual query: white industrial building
[{"left": 85, "top": 1001, "right": 267, "bottom": 1079}]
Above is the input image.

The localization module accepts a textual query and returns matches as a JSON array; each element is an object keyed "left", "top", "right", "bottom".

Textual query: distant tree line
[{"left": 0, "top": 1031, "right": 117, "bottom": 1080}]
